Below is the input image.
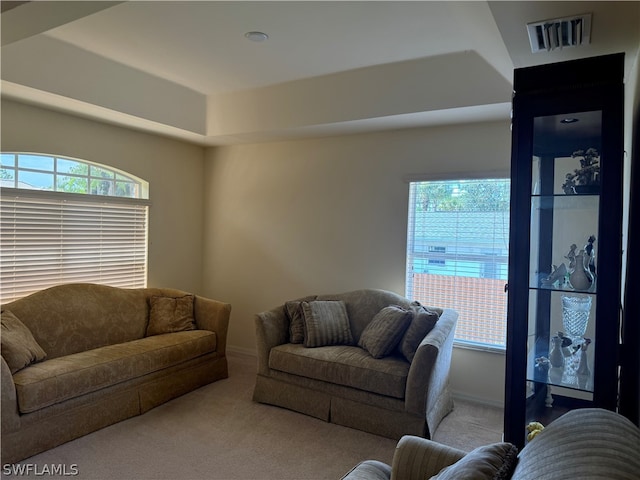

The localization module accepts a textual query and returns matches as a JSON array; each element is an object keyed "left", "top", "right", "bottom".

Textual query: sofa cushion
[
  {"left": 358, "top": 306, "right": 412, "bottom": 359},
  {"left": 269, "top": 344, "right": 409, "bottom": 399},
  {"left": 511, "top": 408, "right": 640, "bottom": 480},
  {"left": 430, "top": 442, "right": 518, "bottom": 480},
  {"left": 285, "top": 295, "right": 318, "bottom": 344},
  {"left": 315, "top": 290, "right": 413, "bottom": 340},
  {"left": 1, "top": 310, "right": 47, "bottom": 374},
  {"left": 302, "top": 301, "right": 354, "bottom": 347},
  {"left": 285, "top": 301, "right": 306, "bottom": 344},
  {"left": 399, "top": 303, "right": 440, "bottom": 362},
  {"left": 146, "top": 295, "right": 196, "bottom": 336},
  {"left": 13, "top": 330, "right": 216, "bottom": 413}
]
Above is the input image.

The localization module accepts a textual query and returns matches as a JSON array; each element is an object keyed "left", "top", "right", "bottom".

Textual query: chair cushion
[
  {"left": 13, "top": 330, "right": 216, "bottom": 413},
  {"left": 358, "top": 305, "right": 412, "bottom": 359},
  {"left": 430, "top": 442, "right": 518, "bottom": 480},
  {"left": 269, "top": 343, "right": 408, "bottom": 398},
  {"left": 1, "top": 310, "right": 47, "bottom": 374},
  {"left": 302, "top": 301, "right": 354, "bottom": 347}
]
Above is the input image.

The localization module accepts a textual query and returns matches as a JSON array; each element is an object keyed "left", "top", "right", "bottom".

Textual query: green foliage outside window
[
  {"left": 415, "top": 180, "right": 510, "bottom": 213},
  {"left": 1, "top": 153, "right": 146, "bottom": 199}
]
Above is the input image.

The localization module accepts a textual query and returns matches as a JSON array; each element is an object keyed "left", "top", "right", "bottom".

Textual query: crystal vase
[{"left": 561, "top": 295, "right": 592, "bottom": 344}]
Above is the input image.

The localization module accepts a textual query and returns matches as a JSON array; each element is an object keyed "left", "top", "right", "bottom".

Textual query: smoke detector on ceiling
[{"left": 527, "top": 13, "right": 592, "bottom": 53}]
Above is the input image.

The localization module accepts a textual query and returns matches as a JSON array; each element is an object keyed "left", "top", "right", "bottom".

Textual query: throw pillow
[
  {"left": 399, "top": 301, "right": 440, "bottom": 362},
  {"left": 301, "top": 300, "right": 353, "bottom": 348},
  {"left": 358, "top": 305, "right": 413, "bottom": 359},
  {"left": 430, "top": 442, "right": 518, "bottom": 480},
  {"left": 146, "top": 294, "right": 196, "bottom": 337},
  {"left": 1, "top": 309, "right": 47, "bottom": 374},
  {"left": 285, "top": 301, "right": 306, "bottom": 344}
]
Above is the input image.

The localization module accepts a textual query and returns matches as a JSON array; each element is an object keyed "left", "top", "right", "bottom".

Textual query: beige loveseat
[
  {"left": 342, "top": 408, "right": 640, "bottom": 480},
  {"left": 253, "top": 289, "right": 457, "bottom": 440},
  {"left": 1, "top": 283, "right": 231, "bottom": 464}
]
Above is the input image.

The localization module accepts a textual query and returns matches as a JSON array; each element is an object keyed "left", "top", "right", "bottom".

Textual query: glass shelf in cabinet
[
  {"left": 530, "top": 193, "right": 600, "bottom": 197},
  {"left": 531, "top": 285, "right": 597, "bottom": 294}
]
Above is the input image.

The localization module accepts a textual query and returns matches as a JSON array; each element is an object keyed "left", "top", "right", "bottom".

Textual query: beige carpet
[{"left": 8, "top": 352, "right": 503, "bottom": 480}]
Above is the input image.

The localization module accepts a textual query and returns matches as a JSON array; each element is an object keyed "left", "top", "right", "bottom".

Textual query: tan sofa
[
  {"left": 341, "top": 408, "right": 640, "bottom": 480},
  {"left": 253, "top": 289, "right": 457, "bottom": 440},
  {"left": 1, "top": 283, "right": 231, "bottom": 464}
]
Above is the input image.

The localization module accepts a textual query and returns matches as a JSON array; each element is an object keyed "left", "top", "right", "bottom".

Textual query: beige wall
[
  {"left": 0, "top": 99, "right": 206, "bottom": 294},
  {"left": 203, "top": 122, "right": 511, "bottom": 405}
]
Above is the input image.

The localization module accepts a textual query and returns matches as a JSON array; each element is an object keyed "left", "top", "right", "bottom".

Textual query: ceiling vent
[{"left": 527, "top": 13, "right": 592, "bottom": 53}]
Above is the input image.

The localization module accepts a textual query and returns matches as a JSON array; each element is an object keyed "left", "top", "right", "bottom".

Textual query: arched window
[
  {"left": 1, "top": 153, "right": 150, "bottom": 303},
  {"left": 0, "top": 152, "right": 148, "bottom": 198}
]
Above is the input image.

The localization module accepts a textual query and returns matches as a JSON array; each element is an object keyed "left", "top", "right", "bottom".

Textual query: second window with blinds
[{"left": 405, "top": 178, "right": 510, "bottom": 350}]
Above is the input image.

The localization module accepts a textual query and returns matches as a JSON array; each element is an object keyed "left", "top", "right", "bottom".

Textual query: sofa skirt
[{"left": 253, "top": 374, "right": 426, "bottom": 440}]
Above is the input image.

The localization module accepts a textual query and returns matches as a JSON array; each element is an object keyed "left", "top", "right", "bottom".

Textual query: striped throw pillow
[
  {"left": 358, "top": 305, "right": 412, "bottom": 359},
  {"left": 301, "top": 301, "right": 353, "bottom": 347}
]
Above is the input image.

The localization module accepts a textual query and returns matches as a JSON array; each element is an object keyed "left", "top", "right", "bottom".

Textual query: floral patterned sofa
[{"left": 1, "top": 283, "right": 231, "bottom": 464}]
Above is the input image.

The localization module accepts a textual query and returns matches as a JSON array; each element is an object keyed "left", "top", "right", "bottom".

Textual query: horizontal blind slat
[{"left": 1, "top": 192, "right": 148, "bottom": 303}]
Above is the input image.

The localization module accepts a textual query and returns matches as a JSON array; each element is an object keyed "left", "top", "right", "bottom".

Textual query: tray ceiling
[{"left": 2, "top": 1, "right": 638, "bottom": 145}]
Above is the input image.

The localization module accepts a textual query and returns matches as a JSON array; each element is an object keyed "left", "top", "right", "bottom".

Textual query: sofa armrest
[
  {"left": 254, "top": 306, "right": 289, "bottom": 376},
  {"left": 390, "top": 435, "right": 465, "bottom": 480},
  {"left": 404, "top": 310, "right": 457, "bottom": 427},
  {"left": 1, "top": 356, "right": 20, "bottom": 434},
  {"left": 194, "top": 296, "right": 231, "bottom": 355}
]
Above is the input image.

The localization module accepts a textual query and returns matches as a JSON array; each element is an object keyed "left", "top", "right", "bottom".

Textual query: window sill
[{"left": 454, "top": 340, "right": 506, "bottom": 354}]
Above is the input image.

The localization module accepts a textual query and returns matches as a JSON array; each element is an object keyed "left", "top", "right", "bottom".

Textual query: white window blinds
[
  {"left": 406, "top": 179, "right": 510, "bottom": 349},
  {"left": 1, "top": 189, "right": 148, "bottom": 303}
]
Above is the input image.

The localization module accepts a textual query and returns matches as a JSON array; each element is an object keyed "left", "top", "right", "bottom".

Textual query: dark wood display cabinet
[{"left": 504, "top": 53, "right": 625, "bottom": 448}]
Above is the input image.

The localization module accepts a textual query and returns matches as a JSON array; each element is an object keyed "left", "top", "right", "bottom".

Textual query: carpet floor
[{"left": 6, "top": 351, "right": 504, "bottom": 480}]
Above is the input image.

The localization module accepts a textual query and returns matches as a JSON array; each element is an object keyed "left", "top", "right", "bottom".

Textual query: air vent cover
[{"left": 527, "top": 13, "right": 592, "bottom": 53}]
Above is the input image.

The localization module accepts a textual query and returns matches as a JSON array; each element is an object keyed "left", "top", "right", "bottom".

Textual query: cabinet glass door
[{"left": 526, "top": 110, "right": 601, "bottom": 425}]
